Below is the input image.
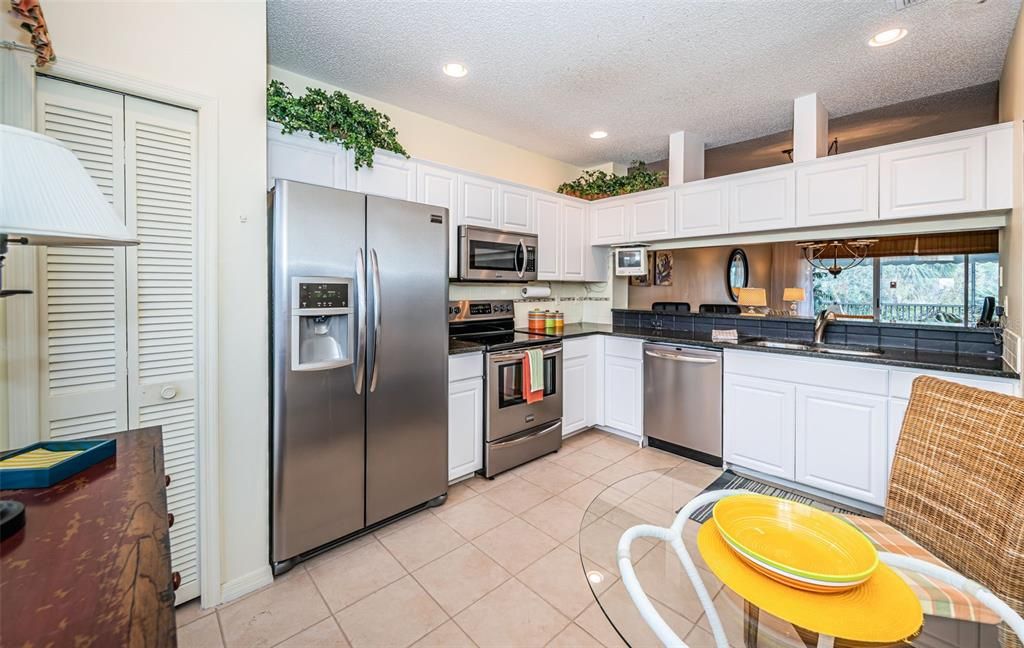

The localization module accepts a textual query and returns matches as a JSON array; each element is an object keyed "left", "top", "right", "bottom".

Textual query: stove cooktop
[{"left": 449, "top": 330, "right": 557, "bottom": 352}]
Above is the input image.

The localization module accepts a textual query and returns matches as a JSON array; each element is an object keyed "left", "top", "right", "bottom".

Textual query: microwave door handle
[
  {"left": 354, "top": 248, "right": 367, "bottom": 394},
  {"left": 369, "top": 248, "right": 382, "bottom": 392},
  {"left": 516, "top": 239, "right": 526, "bottom": 278}
]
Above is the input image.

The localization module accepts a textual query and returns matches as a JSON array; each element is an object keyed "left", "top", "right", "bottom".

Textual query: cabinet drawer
[
  {"left": 604, "top": 336, "right": 644, "bottom": 360},
  {"left": 449, "top": 352, "right": 483, "bottom": 382},
  {"left": 724, "top": 350, "right": 888, "bottom": 396},
  {"left": 563, "top": 337, "right": 592, "bottom": 360},
  {"left": 889, "top": 368, "right": 1017, "bottom": 400}
]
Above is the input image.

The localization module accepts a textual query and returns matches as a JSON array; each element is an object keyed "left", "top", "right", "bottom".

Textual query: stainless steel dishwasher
[{"left": 642, "top": 342, "right": 723, "bottom": 466}]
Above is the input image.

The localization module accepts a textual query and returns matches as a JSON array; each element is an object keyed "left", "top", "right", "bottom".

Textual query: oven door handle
[
  {"left": 491, "top": 421, "right": 561, "bottom": 448},
  {"left": 490, "top": 347, "right": 562, "bottom": 363}
]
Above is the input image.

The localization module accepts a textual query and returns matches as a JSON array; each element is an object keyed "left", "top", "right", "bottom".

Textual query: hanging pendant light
[{"left": 796, "top": 239, "right": 877, "bottom": 276}]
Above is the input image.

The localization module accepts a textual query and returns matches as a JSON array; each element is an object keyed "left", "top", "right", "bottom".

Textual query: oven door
[
  {"left": 486, "top": 344, "right": 562, "bottom": 442},
  {"left": 459, "top": 226, "right": 537, "bottom": 282}
]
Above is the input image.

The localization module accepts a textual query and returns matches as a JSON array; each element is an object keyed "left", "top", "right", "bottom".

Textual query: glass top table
[{"left": 577, "top": 464, "right": 1003, "bottom": 648}]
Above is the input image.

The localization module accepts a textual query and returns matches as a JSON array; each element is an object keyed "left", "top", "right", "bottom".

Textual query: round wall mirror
[{"left": 727, "top": 249, "right": 748, "bottom": 302}]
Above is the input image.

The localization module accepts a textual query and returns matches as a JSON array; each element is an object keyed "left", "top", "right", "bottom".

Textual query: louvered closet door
[
  {"left": 124, "top": 96, "right": 200, "bottom": 603},
  {"left": 35, "top": 77, "right": 130, "bottom": 438}
]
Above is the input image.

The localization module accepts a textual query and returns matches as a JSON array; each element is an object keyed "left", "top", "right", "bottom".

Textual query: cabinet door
[
  {"left": 796, "top": 154, "right": 879, "bottom": 227},
  {"left": 723, "top": 375, "right": 795, "bottom": 479},
  {"left": 729, "top": 168, "right": 796, "bottom": 233},
  {"left": 676, "top": 181, "right": 729, "bottom": 237},
  {"left": 591, "top": 200, "right": 631, "bottom": 245},
  {"left": 459, "top": 175, "right": 500, "bottom": 228},
  {"left": 631, "top": 191, "right": 675, "bottom": 241},
  {"left": 448, "top": 377, "right": 484, "bottom": 482},
  {"left": 418, "top": 165, "right": 459, "bottom": 278},
  {"left": 562, "top": 201, "right": 587, "bottom": 281},
  {"left": 887, "top": 398, "right": 908, "bottom": 484},
  {"left": 879, "top": 135, "right": 986, "bottom": 219},
  {"left": 535, "top": 195, "right": 561, "bottom": 280},
  {"left": 499, "top": 185, "right": 534, "bottom": 233},
  {"left": 267, "top": 123, "right": 347, "bottom": 191},
  {"left": 604, "top": 356, "right": 642, "bottom": 435},
  {"left": 795, "top": 386, "right": 887, "bottom": 506},
  {"left": 986, "top": 127, "right": 1013, "bottom": 210},
  {"left": 563, "top": 355, "right": 588, "bottom": 435},
  {"left": 348, "top": 151, "right": 416, "bottom": 200}
]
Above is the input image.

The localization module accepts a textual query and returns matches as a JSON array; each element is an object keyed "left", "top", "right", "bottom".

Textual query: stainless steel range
[{"left": 448, "top": 300, "right": 562, "bottom": 477}]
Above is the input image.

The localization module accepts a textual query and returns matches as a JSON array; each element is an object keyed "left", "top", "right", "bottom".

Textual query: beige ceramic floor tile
[
  {"left": 176, "top": 599, "right": 216, "bottom": 628},
  {"left": 584, "top": 437, "right": 639, "bottom": 462},
  {"left": 632, "top": 474, "right": 703, "bottom": 513},
  {"left": 590, "top": 581, "right": 695, "bottom": 647},
  {"left": 559, "top": 478, "right": 612, "bottom": 511},
  {"left": 455, "top": 579, "right": 570, "bottom": 648},
  {"left": 546, "top": 622, "right": 605, "bottom": 647},
  {"left": 578, "top": 516, "right": 655, "bottom": 573},
  {"left": 553, "top": 449, "right": 615, "bottom": 477},
  {"left": 277, "top": 617, "right": 351, "bottom": 648},
  {"left": 481, "top": 475, "right": 553, "bottom": 514},
  {"left": 412, "top": 543, "right": 510, "bottom": 615},
  {"left": 517, "top": 545, "right": 606, "bottom": 619},
  {"left": 218, "top": 569, "right": 330, "bottom": 648},
  {"left": 574, "top": 603, "right": 628, "bottom": 648},
  {"left": 177, "top": 614, "right": 224, "bottom": 648},
  {"left": 590, "top": 461, "right": 645, "bottom": 487},
  {"left": 631, "top": 544, "right": 721, "bottom": 622},
  {"left": 335, "top": 576, "right": 448, "bottom": 648},
  {"left": 521, "top": 462, "right": 588, "bottom": 494},
  {"left": 377, "top": 514, "right": 466, "bottom": 571},
  {"left": 435, "top": 494, "right": 514, "bottom": 539},
  {"left": 561, "top": 428, "right": 606, "bottom": 450},
  {"left": 444, "top": 480, "right": 480, "bottom": 506},
  {"left": 615, "top": 448, "right": 682, "bottom": 473},
  {"left": 306, "top": 537, "right": 407, "bottom": 612},
  {"left": 372, "top": 508, "right": 438, "bottom": 539},
  {"left": 521, "top": 496, "right": 588, "bottom": 542},
  {"left": 602, "top": 495, "right": 676, "bottom": 529},
  {"left": 473, "top": 517, "right": 560, "bottom": 574},
  {"left": 463, "top": 472, "right": 515, "bottom": 494},
  {"left": 666, "top": 459, "right": 723, "bottom": 490},
  {"left": 411, "top": 620, "right": 476, "bottom": 648}
]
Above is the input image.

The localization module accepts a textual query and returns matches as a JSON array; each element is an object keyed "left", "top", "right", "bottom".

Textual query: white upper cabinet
[
  {"left": 796, "top": 154, "right": 879, "bottom": 227},
  {"left": 562, "top": 202, "right": 588, "bottom": 281},
  {"left": 535, "top": 195, "right": 561, "bottom": 280},
  {"left": 675, "top": 179, "right": 729, "bottom": 237},
  {"left": 729, "top": 167, "right": 796, "bottom": 233},
  {"left": 879, "top": 134, "right": 986, "bottom": 220},
  {"left": 267, "top": 123, "right": 346, "bottom": 190},
  {"left": 986, "top": 126, "right": 1013, "bottom": 210},
  {"left": 348, "top": 151, "right": 416, "bottom": 201},
  {"left": 591, "top": 198, "right": 631, "bottom": 245},
  {"left": 499, "top": 185, "right": 535, "bottom": 233},
  {"left": 459, "top": 175, "right": 500, "bottom": 228},
  {"left": 630, "top": 190, "right": 675, "bottom": 241},
  {"left": 417, "top": 164, "right": 459, "bottom": 278}
]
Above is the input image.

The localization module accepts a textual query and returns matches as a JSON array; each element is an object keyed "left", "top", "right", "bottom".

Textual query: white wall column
[
  {"left": 668, "top": 131, "right": 705, "bottom": 186},
  {"left": 793, "top": 93, "right": 829, "bottom": 162}
]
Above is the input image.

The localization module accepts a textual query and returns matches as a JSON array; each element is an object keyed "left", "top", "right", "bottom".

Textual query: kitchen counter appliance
[
  {"left": 458, "top": 225, "right": 537, "bottom": 282},
  {"left": 643, "top": 342, "right": 723, "bottom": 466},
  {"left": 449, "top": 300, "right": 562, "bottom": 476},
  {"left": 270, "top": 180, "right": 448, "bottom": 575}
]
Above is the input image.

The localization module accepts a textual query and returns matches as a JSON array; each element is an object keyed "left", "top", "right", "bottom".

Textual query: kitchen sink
[{"left": 743, "top": 339, "right": 883, "bottom": 358}]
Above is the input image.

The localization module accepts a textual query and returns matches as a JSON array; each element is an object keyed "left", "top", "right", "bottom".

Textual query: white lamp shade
[
  {"left": 783, "top": 287, "right": 806, "bottom": 302},
  {"left": 0, "top": 124, "right": 137, "bottom": 246},
  {"left": 737, "top": 287, "right": 767, "bottom": 307}
]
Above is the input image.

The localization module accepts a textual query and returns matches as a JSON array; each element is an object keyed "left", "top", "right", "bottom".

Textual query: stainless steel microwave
[{"left": 458, "top": 225, "right": 537, "bottom": 282}]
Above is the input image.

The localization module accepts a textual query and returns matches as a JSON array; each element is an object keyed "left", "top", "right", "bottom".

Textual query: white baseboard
[
  {"left": 594, "top": 425, "right": 642, "bottom": 445},
  {"left": 220, "top": 565, "right": 274, "bottom": 605}
]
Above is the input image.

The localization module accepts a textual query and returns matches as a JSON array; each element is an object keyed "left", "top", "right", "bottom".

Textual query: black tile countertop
[
  {"left": 448, "top": 338, "right": 486, "bottom": 355},
  {"left": 533, "top": 323, "right": 1020, "bottom": 379}
]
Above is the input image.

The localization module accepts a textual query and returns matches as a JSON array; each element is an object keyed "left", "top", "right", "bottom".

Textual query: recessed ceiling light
[
  {"left": 868, "top": 28, "right": 907, "bottom": 47},
  {"left": 589, "top": 131, "right": 608, "bottom": 139},
  {"left": 442, "top": 63, "right": 468, "bottom": 78}
]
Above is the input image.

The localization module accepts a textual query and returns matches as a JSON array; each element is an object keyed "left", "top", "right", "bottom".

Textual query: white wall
[
  {"left": 2, "top": 1, "right": 269, "bottom": 601},
  {"left": 269, "top": 66, "right": 583, "bottom": 191},
  {"left": 1000, "top": 4, "right": 1024, "bottom": 371}
]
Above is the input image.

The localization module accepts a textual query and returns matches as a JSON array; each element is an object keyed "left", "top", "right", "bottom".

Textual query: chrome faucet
[{"left": 813, "top": 309, "right": 836, "bottom": 345}]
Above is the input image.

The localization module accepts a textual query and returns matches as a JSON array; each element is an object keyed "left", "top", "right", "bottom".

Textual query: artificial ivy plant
[
  {"left": 267, "top": 80, "right": 408, "bottom": 170},
  {"left": 556, "top": 161, "right": 665, "bottom": 200}
]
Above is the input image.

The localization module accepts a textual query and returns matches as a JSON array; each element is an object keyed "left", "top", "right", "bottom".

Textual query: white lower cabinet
[
  {"left": 448, "top": 354, "right": 483, "bottom": 482},
  {"left": 723, "top": 374, "right": 795, "bottom": 479},
  {"left": 603, "top": 338, "right": 644, "bottom": 436},
  {"left": 563, "top": 355, "right": 589, "bottom": 435},
  {"left": 794, "top": 386, "right": 887, "bottom": 506}
]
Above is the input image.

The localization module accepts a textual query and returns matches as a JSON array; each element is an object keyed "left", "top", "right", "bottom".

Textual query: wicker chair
[{"left": 886, "top": 376, "right": 1024, "bottom": 647}]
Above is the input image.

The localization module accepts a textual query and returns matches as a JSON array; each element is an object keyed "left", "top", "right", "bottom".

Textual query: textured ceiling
[{"left": 268, "top": 0, "right": 1021, "bottom": 167}]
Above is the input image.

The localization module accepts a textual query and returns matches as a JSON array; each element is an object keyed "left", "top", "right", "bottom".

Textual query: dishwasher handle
[{"left": 644, "top": 349, "right": 720, "bottom": 364}]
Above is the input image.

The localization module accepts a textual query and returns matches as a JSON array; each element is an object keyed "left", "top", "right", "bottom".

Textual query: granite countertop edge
[{"left": 447, "top": 323, "right": 1019, "bottom": 379}]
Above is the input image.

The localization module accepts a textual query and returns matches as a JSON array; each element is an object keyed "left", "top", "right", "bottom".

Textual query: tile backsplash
[{"left": 449, "top": 281, "right": 614, "bottom": 327}]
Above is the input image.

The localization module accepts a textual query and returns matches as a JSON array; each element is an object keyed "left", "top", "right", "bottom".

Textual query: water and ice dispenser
[{"left": 290, "top": 277, "right": 354, "bottom": 371}]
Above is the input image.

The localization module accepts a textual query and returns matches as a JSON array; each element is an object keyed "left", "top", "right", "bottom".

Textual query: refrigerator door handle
[
  {"left": 354, "top": 248, "right": 367, "bottom": 394},
  {"left": 369, "top": 248, "right": 383, "bottom": 392}
]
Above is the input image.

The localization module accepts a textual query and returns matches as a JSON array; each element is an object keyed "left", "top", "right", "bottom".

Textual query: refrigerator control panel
[{"left": 299, "top": 282, "right": 349, "bottom": 309}]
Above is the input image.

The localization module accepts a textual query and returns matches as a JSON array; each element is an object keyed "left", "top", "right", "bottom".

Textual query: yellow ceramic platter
[{"left": 712, "top": 494, "right": 878, "bottom": 584}]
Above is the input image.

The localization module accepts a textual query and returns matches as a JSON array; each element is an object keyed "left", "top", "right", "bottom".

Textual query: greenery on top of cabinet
[
  {"left": 557, "top": 162, "right": 665, "bottom": 200},
  {"left": 267, "top": 80, "right": 408, "bottom": 170}
]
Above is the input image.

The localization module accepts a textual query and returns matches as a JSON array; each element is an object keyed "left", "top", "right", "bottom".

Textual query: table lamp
[
  {"left": 783, "top": 287, "right": 806, "bottom": 317},
  {"left": 737, "top": 287, "right": 767, "bottom": 317},
  {"left": 0, "top": 123, "right": 137, "bottom": 539}
]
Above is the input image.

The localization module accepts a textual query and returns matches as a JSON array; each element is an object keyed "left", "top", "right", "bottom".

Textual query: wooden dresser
[{"left": 0, "top": 427, "right": 177, "bottom": 647}]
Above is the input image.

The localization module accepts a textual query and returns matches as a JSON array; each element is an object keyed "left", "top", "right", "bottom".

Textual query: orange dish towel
[{"left": 523, "top": 349, "right": 544, "bottom": 403}]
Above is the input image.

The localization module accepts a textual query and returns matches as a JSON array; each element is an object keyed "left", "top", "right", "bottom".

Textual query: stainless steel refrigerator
[{"left": 269, "top": 180, "right": 448, "bottom": 574}]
